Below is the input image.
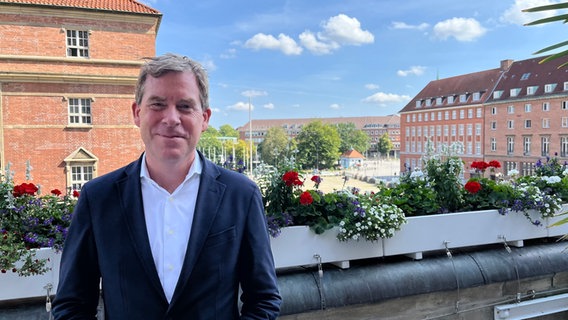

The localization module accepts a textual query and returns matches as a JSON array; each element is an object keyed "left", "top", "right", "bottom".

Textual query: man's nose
[{"left": 162, "top": 105, "right": 181, "bottom": 125}]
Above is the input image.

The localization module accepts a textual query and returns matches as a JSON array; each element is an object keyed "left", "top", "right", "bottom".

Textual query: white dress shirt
[{"left": 140, "top": 154, "right": 202, "bottom": 303}]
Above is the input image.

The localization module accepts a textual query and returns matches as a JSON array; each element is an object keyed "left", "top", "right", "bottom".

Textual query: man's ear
[
  {"left": 132, "top": 102, "right": 141, "bottom": 127},
  {"left": 201, "top": 108, "right": 211, "bottom": 132}
]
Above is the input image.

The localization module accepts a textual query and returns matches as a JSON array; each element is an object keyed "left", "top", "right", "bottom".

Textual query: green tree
[
  {"left": 219, "top": 124, "right": 239, "bottom": 138},
  {"left": 258, "top": 126, "right": 291, "bottom": 167},
  {"left": 197, "top": 127, "right": 222, "bottom": 161},
  {"left": 295, "top": 120, "right": 341, "bottom": 170},
  {"left": 524, "top": 2, "right": 568, "bottom": 67},
  {"left": 336, "top": 123, "right": 370, "bottom": 154},
  {"left": 376, "top": 133, "right": 394, "bottom": 158}
]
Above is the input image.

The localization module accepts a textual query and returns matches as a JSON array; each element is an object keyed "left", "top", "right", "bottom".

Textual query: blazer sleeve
[
  {"left": 52, "top": 184, "right": 101, "bottom": 319},
  {"left": 238, "top": 186, "right": 282, "bottom": 319}
]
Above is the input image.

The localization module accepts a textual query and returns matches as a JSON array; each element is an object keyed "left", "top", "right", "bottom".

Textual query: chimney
[{"left": 500, "top": 59, "right": 513, "bottom": 71}]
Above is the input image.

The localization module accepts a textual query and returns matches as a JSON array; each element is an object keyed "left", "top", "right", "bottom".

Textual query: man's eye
[{"left": 149, "top": 102, "right": 165, "bottom": 109}]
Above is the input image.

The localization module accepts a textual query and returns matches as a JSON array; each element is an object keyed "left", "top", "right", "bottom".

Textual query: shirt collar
[{"left": 140, "top": 153, "right": 203, "bottom": 182}]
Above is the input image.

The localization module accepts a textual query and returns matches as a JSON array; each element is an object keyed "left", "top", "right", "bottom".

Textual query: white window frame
[
  {"left": 68, "top": 98, "right": 92, "bottom": 125},
  {"left": 543, "top": 102, "right": 550, "bottom": 111},
  {"left": 70, "top": 164, "right": 94, "bottom": 191},
  {"left": 543, "top": 118, "right": 550, "bottom": 128},
  {"left": 66, "top": 29, "right": 89, "bottom": 58},
  {"left": 541, "top": 136, "right": 550, "bottom": 156}
]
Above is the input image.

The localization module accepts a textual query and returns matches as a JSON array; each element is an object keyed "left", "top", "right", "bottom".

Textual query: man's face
[{"left": 132, "top": 71, "right": 210, "bottom": 167}]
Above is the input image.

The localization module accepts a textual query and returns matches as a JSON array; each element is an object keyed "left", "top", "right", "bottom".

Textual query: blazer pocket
[{"left": 203, "top": 226, "right": 236, "bottom": 248}]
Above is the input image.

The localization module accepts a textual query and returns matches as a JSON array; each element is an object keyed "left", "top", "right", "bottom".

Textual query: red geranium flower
[
  {"left": 12, "top": 182, "right": 38, "bottom": 197},
  {"left": 51, "top": 189, "right": 62, "bottom": 196},
  {"left": 299, "top": 191, "right": 313, "bottom": 205},
  {"left": 282, "top": 171, "right": 303, "bottom": 187},
  {"left": 311, "top": 175, "right": 321, "bottom": 184},
  {"left": 488, "top": 160, "right": 501, "bottom": 168},
  {"left": 471, "top": 161, "right": 489, "bottom": 172},
  {"left": 465, "top": 181, "right": 482, "bottom": 194},
  {"left": 72, "top": 190, "right": 80, "bottom": 198}
]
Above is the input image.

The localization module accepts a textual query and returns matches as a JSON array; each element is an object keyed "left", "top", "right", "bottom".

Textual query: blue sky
[{"left": 140, "top": 0, "right": 568, "bottom": 130}]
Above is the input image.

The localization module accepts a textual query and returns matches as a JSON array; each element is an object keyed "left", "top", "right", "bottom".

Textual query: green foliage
[
  {"left": 0, "top": 164, "right": 77, "bottom": 276},
  {"left": 295, "top": 120, "right": 341, "bottom": 170},
  {"left": 462, "top": 178, "right": 514, "bottom": 212},
  {"left": 336, "top": 123, "right": 370, "bottom": 154},
  {"left": 524, "top": 2, "right": 568, "bottom": 68},
  {"left": 258, "top": 126, "right": 293, "bottom": 167},
  {"left": 378, "top": 173, "right": 439, "bottom": 216},
  {"left": 423, "top": 154, "right": 464, "bottom": 213},
  {"left": 376, "top": 133, "right": 394, "bottom": 157}
]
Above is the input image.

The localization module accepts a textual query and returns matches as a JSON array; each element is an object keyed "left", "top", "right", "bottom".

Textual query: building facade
[
  {"left": 0, "top": 0, "right": 161, "bottom": 192},
  {"left": 399, "top": 56, "right": 568, "bottom": 176},
  {"left": 237, "top": 115, "right": 401, "bottom": 157}
]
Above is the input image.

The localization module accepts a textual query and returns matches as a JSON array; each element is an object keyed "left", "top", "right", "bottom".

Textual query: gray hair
[{"left": 134, "top": 53, "right": 209, "bottom": 111}]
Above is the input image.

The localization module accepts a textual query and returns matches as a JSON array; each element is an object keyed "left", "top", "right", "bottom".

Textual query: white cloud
[
  {"left": 241, "top": 90, "right": 268, "bottom": 98},
  {"left": 365, "top": 83, "right": 380, "bottom": 90},
  {"left": 244, "top": 33, "right": 303, "bottom": 55},
  {"left": 397, "top": 66, "right": 426, "bottom": 77},
  {"left": 263, "top": 103, "right": 275, "bottom": 109},
  {"left": 391, "top": 21, "right": 430, "bottom": 31},
  {"left": 227, "top": 101, "right": 254, "bottom": 111},
  {"left": 500, "top": 0, "right": 559, "bottom": 25},
  {"left": 433, "top": 17, "right": 487, "bottom": 42},
  {"left": 211, "top": 107, "right": 221, "bottom": 113},
  {"left": 362, "top": 92, "right": 412, "bottom": 106},
  {"left": 319, "top": 14, "right": 374, "bottom": 46},
  {"left": 247, "top": 14, "right": 373, "bottom": 55},
  {"left": 299, "top": 31, "right": 338, "bottom": 55},
  {"left": 330, "top": 103, "right": 341, "bottom": 110}
]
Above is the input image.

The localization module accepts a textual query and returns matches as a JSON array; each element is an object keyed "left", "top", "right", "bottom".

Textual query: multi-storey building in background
[
  {"left": 0, "top": 0, "right": 161, "bottom": 191},
  {"left": 399, "top": 55, "right": 568, "bottom": 176},
  {"left": 237, "top": 115, "right": 401, "bottom": 158}
]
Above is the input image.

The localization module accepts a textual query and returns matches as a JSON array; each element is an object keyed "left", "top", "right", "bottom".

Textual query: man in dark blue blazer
[{"left": 52, "top": 53, "right": 282, "bottom": 319}]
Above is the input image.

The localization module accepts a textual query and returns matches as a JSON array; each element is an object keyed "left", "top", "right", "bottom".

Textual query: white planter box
[
  {"left": 270, "top": 225, "right": 383, "bottom": 269},
  {"left": 0, "top": 248, "right": 61, "bottom": 301},
  {"left": 383, "top": 209, "right": 547, "bottom": 259}
]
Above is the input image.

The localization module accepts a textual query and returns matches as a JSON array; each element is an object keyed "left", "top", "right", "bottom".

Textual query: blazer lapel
[
  {"left": 170, "top": 154, "right": 225, "bottom": 305},
  {"left": 117, "top": 157, "right": 166, "bottom": 301}
]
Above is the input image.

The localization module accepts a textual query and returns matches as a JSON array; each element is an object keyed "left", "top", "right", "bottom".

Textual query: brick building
[
  {"left": 399, "top": 55, "right": 568, "bottom": 176},
  {"left": 0, "top": 0, "right": 161, "bottom": 192},
  {"left": 237, "top": 115, "right": 401, "bottom": 157}
]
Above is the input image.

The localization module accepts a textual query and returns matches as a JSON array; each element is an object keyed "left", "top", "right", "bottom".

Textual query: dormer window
[
  {"left": 472, "top": 92, "right": 481, "bottom": 101},
  {"left": 447, "top": 95, "right": 454, "bottom": 104},
  {"left": 436, "top": 97, "right": 443, "bottom": 105},
  {"left": 527, "top": 86, "right": 538, "bottom": 95},
  {"left": 520, "top": 72, "right": 531, "bottom": 80},
  {"left": 415, "top": 100, "right": 422, "bottom": 108},
  {"left": 544, "top": 83, "right": 556, "bottom": 93},
  {"left": 425, "top": 99, "right": 432, "bottom": 107},
  {"left": 493, "top": 90, "right": 503, "bottom": 99},
  {"left": 510, "top": 88, "right": 520, "bottom": 97},
  {"left": 459, "top": 94, "right": 467, "bottom": 103}
]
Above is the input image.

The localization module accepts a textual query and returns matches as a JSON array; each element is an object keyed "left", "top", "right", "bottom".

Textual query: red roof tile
[
  {"left": 341, "top": 149, "right": 365, "bottom": 159},
  {"left": 0, "top": 0, "right": 160, "bottom": 14}
]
